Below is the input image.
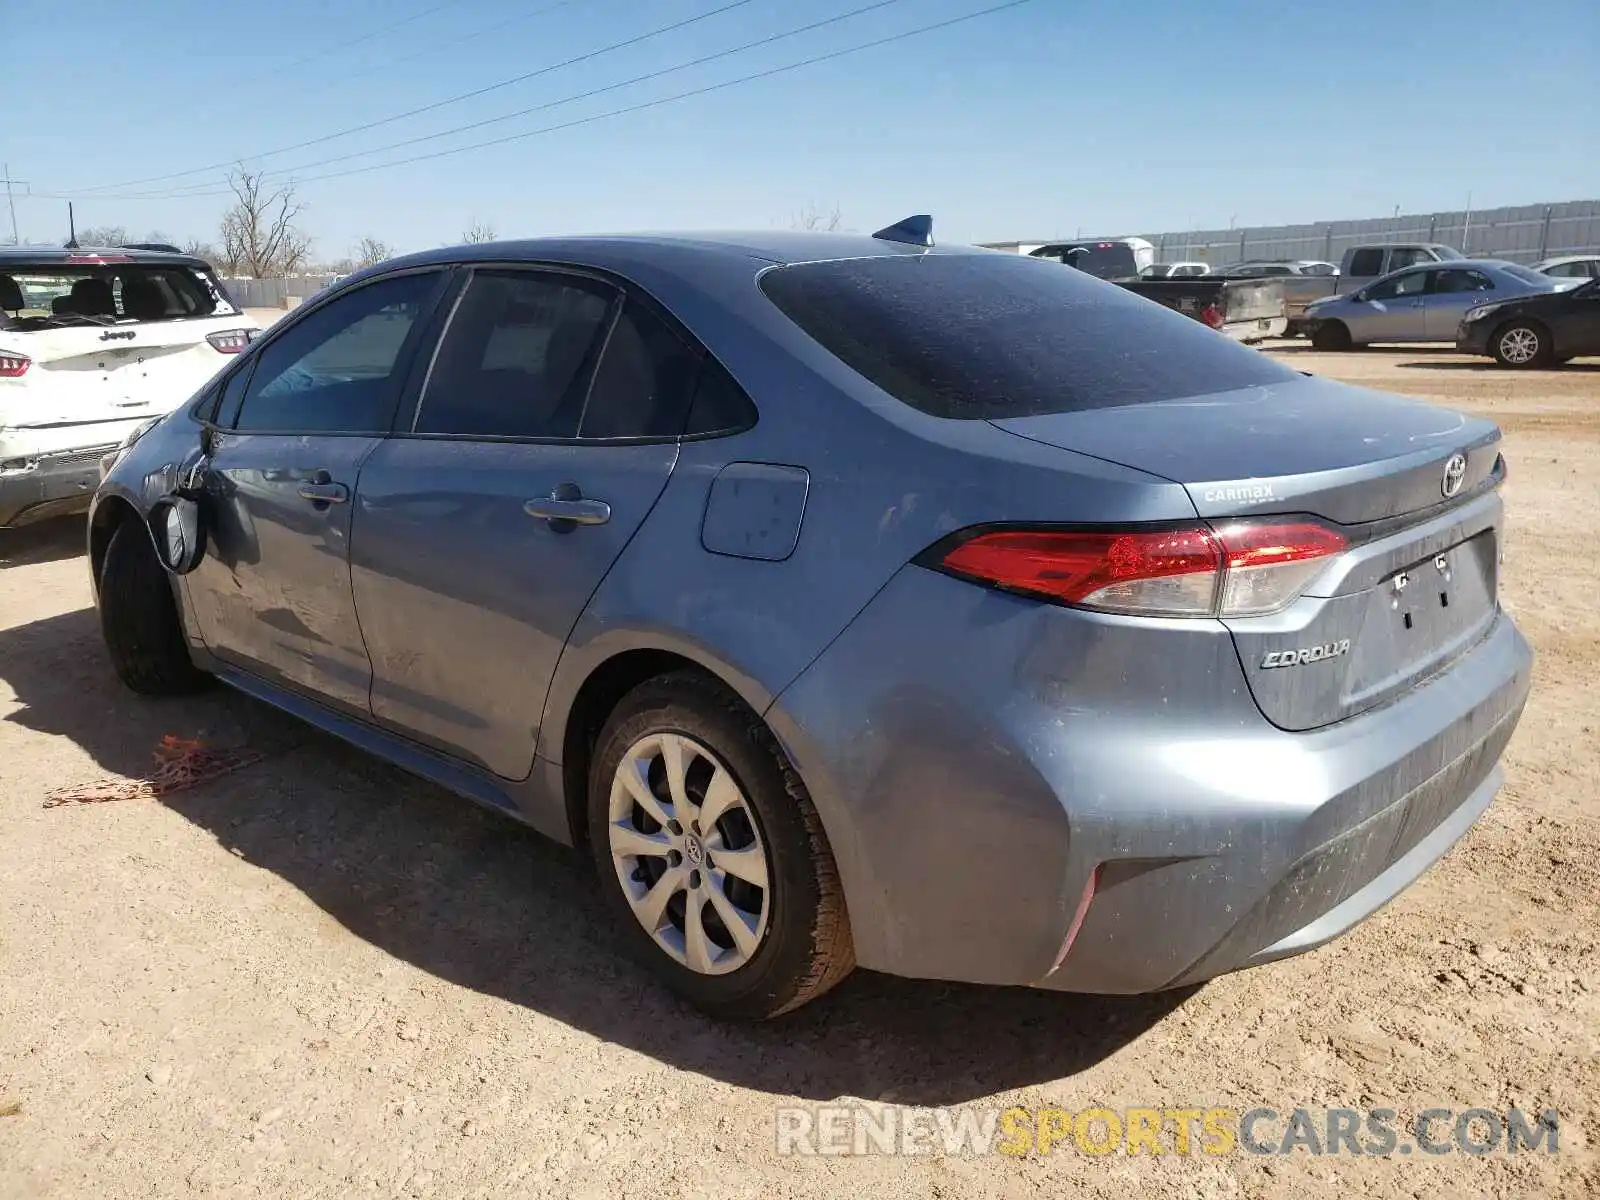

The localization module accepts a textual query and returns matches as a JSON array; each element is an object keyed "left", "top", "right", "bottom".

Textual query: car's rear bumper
[
  {"left": 767, "top": 566, "right": 1532, "bottom": 994},
  {"left": 0, "top": 443, "right": 117, "bottom": 527}
]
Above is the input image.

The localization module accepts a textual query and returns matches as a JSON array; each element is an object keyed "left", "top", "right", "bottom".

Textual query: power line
[
  {"left": 70, "top": 0, "right": 762, "bottom": 196},
  {"left": 34, "top": 0, "right": 1035, "bottom": 205},
  {"left": 279, "top": 0, "right": 1039, "bottom": 188},
  {"left": 232, "top": 0, "right": 912, "bottom": 184},
  {"left": 233, "top": 0, "right": 472, "bottom": 86}
]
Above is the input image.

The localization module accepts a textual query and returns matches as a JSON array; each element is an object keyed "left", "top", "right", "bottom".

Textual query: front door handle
[
  {"left": 297, "top": 469, "right": 349, "bottom": 505},
  {"left": 524, "top": 482, "right": 611, "bottom": 529}
]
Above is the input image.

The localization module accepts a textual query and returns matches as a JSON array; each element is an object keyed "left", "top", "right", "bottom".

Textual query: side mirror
[{"left": 147, "top": 496, "right": 207, "bottom": 575}]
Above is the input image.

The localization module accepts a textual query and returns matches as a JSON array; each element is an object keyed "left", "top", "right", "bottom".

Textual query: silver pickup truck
[{"left": 1276, "top": 243, "right": 1465, "bottom": 335}]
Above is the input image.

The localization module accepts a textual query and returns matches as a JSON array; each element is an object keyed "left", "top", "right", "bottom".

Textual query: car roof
[
  {"left": 0, "top": 244, "right": 210, "bottom": 269},
  {"left": 380, "top": 231, "right": 983, "bottom": 274},
  {"left": 1535, "top": 254, "right": 1599, "bottom": 266}
]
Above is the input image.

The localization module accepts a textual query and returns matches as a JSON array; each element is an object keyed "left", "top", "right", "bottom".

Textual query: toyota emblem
[{"left": 1442, "top": 453, "right": 1467, "bottom": 498}]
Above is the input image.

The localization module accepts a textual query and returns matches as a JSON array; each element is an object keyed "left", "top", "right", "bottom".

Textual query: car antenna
[
  {"left": 871, "top": 214, "right": 934, "bottom": 249},
  {"left": 64, "top": 201, "right": 80, "bottom": 249}
]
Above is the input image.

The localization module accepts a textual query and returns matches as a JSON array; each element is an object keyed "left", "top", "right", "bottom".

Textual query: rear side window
[
  {"left": 759, "top": 253, "right": 1295, "bottom": 420},
  {"left": 1387, "top": 248, "right": 1429, "bottom": 270},
  {"left": 416, "top": 270, "right": 613, "bottom": 439},
  {"left": 579, "top": 298, "right": 699, "bottom": 439}
]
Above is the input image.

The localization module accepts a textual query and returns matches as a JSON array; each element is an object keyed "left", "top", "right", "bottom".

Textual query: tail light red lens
[
  {"left": 1200, "top": 304, "right": 1224, "bottom": 330},
  {"left": 206, "top": 329, "right": 253, "bottom": 354},
  {"left": 934, "top": 519, "right": 1347, "bottom": 618},
  {"left": 0, "top": 351, "right": 31, "bottom": 377}
]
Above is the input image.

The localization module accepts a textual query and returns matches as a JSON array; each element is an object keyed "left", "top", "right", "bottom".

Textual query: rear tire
[
  {"left": 587, "top": 671, "right": 854, "bottom": 1020},
  {"left": 1491, "top": 320, "right": 1553, "bottom": 369},
  {"left": 1311, "top": 321, "right": 1353, "bottom": 351},
  {"left": 99, "top": 520, "right": 210, "bottom": 695}
]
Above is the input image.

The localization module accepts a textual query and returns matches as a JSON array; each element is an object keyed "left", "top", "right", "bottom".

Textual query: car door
[
  {"left": 185, "top": 269, "right": 449, "bottom": 714},
  {"left": 1424, "top": 267, "right": 1496, "bottom": 339},
  {"left": 1352, "top": 268, "right": 1429, "bottom": 341},
  {"left": 1551, "top": 280, "right": 1600, "bottom": 355},
  {"left": 350, "top": 268, "right": 705, "bottom": 780}
]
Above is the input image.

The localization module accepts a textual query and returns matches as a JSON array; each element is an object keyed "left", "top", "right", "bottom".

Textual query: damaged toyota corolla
[{"left": 88, "top": 220, "right": 1532, "bottom": 1020}]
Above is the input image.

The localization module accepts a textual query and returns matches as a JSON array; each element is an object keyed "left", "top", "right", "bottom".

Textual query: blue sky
[{"left": 7, "top": 0, "right": 1597, "bottom": 258}]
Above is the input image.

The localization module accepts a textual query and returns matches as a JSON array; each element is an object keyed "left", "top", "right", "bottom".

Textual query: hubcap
[
  {"left": 607, "top": 733, "right": 770, "bottom": 976},
  {"left": 1500, "top": 327, "right": 1538, "bottom": 364}
]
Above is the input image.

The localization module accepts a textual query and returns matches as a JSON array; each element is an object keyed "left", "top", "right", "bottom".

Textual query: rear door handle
[
  {"left": 524, "top": 482, "right": 610, "bottom": 529},
  {"left": 297, "top": 469, "right": 349, "bottom": 504}
]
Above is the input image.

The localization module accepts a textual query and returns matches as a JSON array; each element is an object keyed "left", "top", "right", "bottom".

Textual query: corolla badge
[
  {"left": 1261, "top": 639, "right": 1351, "bottom": 669},
  {"left": 1442, "top": 453, "right": 1468, "bottom": 498}
]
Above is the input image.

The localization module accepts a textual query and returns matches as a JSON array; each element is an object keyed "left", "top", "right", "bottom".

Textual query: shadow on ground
[
  {"left": 0, "top": 517, "right": 86, "bottom": 569},
  {"left": 0, "top": 607, "right": 1194, "bottom": 1104},
  {"left": 1395, "top": 360, "right": 1600, "bottom": 372}
]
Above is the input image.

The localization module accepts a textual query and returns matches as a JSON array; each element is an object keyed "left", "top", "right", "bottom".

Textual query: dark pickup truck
[{"left": 1029, "top": 241, "right": 1287, "bottom": 343}]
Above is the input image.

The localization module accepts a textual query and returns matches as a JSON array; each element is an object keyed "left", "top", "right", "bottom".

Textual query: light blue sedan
[{"left": 1305, "top": 259, "right": 1560, "bottom": 349}]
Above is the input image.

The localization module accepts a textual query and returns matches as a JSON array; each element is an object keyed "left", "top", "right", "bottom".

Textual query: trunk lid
[{"left": 993, "top": 374, "right": 1504, "bottom": 730}]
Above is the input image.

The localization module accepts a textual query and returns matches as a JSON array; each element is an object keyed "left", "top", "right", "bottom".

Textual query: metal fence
[
  {"left": 1141, "top": 200, "right": 1600, "bottom": 268},
  {"left": 218, "top": 274, "right": 343, "bottom": 309}
]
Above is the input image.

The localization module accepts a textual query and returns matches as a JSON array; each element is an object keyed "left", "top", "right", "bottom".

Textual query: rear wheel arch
[{"left": 560, "top": 649, "right": 736, "bottom": 849}]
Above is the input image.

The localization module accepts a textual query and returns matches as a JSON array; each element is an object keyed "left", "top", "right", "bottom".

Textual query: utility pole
[{"left": 1, "top": 164, "right": 25, "bottom": 245}]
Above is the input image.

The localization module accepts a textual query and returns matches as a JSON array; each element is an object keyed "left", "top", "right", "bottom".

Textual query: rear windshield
[
  {"left": 760, "top": 252, "right": 1297, "bottom": 420},
  {"left": 1499, "top": 263, "right": 1554, "bottom": 288},
  {"left": 0, "top": 261, "right": 234, "bottom": 330}
]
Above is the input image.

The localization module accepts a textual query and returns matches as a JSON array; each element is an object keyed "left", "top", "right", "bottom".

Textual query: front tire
[
  {"left": 1491, "top": 321, "right": 1552, "bottom": 369},
  {"left": 587, "top": 672, "right": 854, "bottom": 1020},
  {"left": 1311, "top": 320, "right": 1354, "bottom": 351},
  {"left": 99, "top": 519, "right": 210, "bottom": 695}
]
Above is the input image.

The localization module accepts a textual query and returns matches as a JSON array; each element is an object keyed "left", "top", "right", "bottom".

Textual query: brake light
[
  {"left": 0, "top": 350, "right": 30, "bottom": 377},
  {"left": 66, "top": 253, "right": 131, "bottom": 264},
  {"left": 1200, "top": 303, "right": 1224, "bottom": 330},
  {"left": 933, "top": 519, "right": 1347, "bottom": 618},
  {"left": 206, "top": 329, "right": 254, "bottom": 354}
]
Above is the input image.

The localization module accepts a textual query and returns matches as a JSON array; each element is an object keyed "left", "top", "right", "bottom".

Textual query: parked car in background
[
  {"left": 1221, "top": 260, "right": 1336, "bottom": 279},
  {"left": 0, "top": 246, "right": 257, "bottom": 528},
  {"left": 1028, "top": 237, "right": 1156, "bottom": 279},
  {"left": 1533, "top": 255, "right": 1600, "bottom": 283},
  {"left": 1302, "top": 259, "right": 1558, "bottom": 350},
  {"left": 1280, "top": 243, "right": 1465, "bottom": 335},
  {"left": 91, "top": 223, "right": 1531, "bottom": 1019},
  {"left": 1456, "top": 277, "right": 1600, "bottom": 368},
  {"left": 1115, "top": 273, "right": 1288, "bottom": 341},
  {"left": 1141, "top": 262, "right": 1213, "bottom": 278}
]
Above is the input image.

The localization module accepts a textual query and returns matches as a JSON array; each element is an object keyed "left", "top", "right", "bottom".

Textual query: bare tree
[
  {"left": 461, "top": 220, "right": 497, "bottom": 244},
  {"left": 352, "top": 236, "right": 394, "bottom": 268},
  {"left": 77, "top": 225, "right": 129, "bottom": 247},
  {"left": 219, "top": 168, "right": 312, "bottom": 278},
  {"left": 791, "top": 202, "right": 843, "bottom": 232},
  {"left": 182, "top": 238, "right": 223, "bottom": 266}
]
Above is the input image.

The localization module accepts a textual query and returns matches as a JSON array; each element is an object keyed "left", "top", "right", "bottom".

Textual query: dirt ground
[{"left": 1, "top": 346, "right": 1596, "bottom": 1199}]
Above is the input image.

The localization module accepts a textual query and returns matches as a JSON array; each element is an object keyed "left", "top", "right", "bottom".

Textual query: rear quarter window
[{"left": 759, "top": 253, "right": 1296, "bottom": 420}]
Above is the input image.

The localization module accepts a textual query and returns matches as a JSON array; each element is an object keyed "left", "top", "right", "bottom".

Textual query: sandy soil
[{"left": 1, "top": 347, "right": 1596, "bottom": 1199}]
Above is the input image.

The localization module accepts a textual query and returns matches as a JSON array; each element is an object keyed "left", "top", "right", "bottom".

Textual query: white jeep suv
[{"left": 0, "top": 246, "right": 258, "bottom": 528}]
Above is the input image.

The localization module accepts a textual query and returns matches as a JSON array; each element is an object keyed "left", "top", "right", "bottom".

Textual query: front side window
[
  {"left": 1346, "top": 249, "right": 1384, "bottom": 276},
  {"left": 1366, "top": 270, "right": 1428, "bottom": 301},
  {"left": 415, "top": 270, "right": 613, "bottom": 439},
  {"left": 234, "top": 271, "right": 440, "bottom": 433},
  {"left": 1545, "top": 261, "right": 1588, "bottom": 278}
]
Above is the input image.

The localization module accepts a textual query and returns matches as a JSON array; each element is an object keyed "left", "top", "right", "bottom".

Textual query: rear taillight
[
  {"left": 933, "top": 519, "right": 1347, "bottom": 618},
  {"left": 1199, "top": 303, "right": 1224, "bottom": 330},
  {"left": 0, "top": 350, "right": 30, "bottom": 377},
  {"left": 206, "top": 329, "right": 253, "bottom": 354}
]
